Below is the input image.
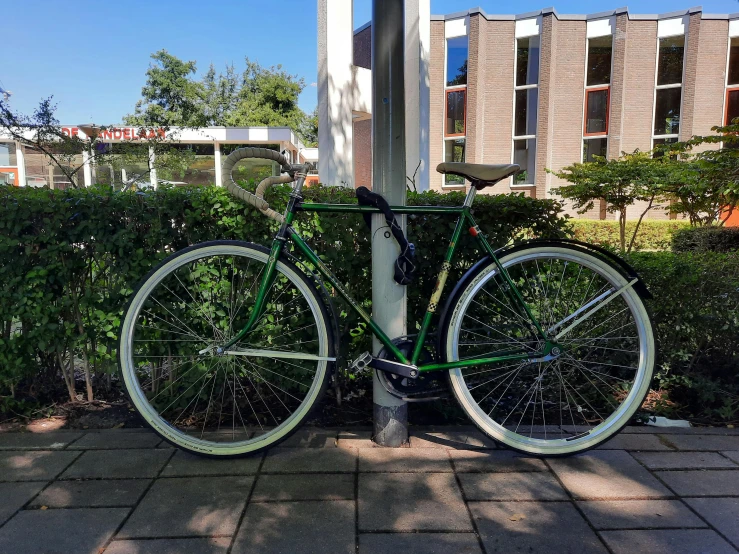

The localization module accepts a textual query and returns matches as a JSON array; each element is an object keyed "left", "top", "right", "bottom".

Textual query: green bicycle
[{"left": 119, "top": 148, "right": 655, "bottom": 457}]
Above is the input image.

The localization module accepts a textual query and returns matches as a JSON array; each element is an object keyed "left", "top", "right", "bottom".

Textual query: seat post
[{"left": 464, "top": 184, "right": 477, "bottom": 207}]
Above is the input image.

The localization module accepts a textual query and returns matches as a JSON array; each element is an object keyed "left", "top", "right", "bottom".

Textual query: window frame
[
  {"left": 444, "top": 86, "right": 467, "bottom": 138},
  {"left": 651, "top": 33, "right": 685, "bottom": 148},
  {"left": 583, "top": 86, "right": 611, "bottom": 137},
  {"left": 511, "top": 34, "right": 540, "bottom": 188},
  {"left": 442, "top": 34, "right": 469, "bottom": 188},
  {"left": 725, "top": 86, "right": 739, "bottom": 125}
]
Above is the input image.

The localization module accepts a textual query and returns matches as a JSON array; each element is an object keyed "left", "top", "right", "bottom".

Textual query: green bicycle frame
[{"left": 222, "top": 183, "right": 555, "bottom": 372}]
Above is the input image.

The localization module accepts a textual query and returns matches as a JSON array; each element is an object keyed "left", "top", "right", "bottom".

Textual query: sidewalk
[{"left": 0, "top": 426, "right": 737, "bottom": 553}]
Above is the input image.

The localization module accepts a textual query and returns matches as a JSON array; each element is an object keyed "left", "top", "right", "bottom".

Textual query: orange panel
[{"left": 0, "top": 167, "right": 19, "bottom": 186}]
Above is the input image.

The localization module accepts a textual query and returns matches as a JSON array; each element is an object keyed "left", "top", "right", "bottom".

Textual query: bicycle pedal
[{"left": 349, "top": 351, "right": 373, "bottom": 372}]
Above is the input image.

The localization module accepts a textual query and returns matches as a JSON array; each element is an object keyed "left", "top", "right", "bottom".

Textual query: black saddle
[{"left": 436, "top": 162, "right": 520, "bottom": 188}]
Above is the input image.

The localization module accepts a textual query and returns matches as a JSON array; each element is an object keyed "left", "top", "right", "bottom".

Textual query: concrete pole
[
  {"left": 214, "top": 142, "right": 222, "bottom": 186},
  {"left": 15, "top": 141, "right": 26, "bottom": 187},
  {"left": 149, "top": 146, "right": 158, "bottom": 190},
  {"left": 372, "top": 0, "right": 409, "bottom": 447}
]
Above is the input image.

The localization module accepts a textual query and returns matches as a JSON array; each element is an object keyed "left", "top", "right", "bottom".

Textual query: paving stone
[
  {"left": 662, "top": 434, "right": 739, "bottom": 451},
  {"left": 119, "top": 476, "right": 253, "bottom": 538},
  {"left": 577, "top": 500, "right": 706, "bottom": 530},
  {"left": 449, "top": 449, "right": 547, "bottom": 473},
  {"left": 601, "top": 529, "right": 737, "bottom": 554},
  {"left": 161, "top": 450, "right": 262, "bottom": 476},
  {"left": 655, "top": 470, "right": 739, "bottom": 496},
  {"left": 459, "top": 472, "right": 568, "bottom": 501},
  {"left": 548, "top": 450, "right": 671, "bottom": 499},
  {"left": 0, "top": 482, "right": 47, "bottom": 525},
  {"left": 632, "top": 451, "right": 738, "bottom": 470},
  {"left": 622, "top": 426, "right": 739, "bottom": 435},
  {"left": 358, "top": 447, "right": 453, "bottom": 472},
  {"left": 251, "top": 473, "right": 355, "bottom": 501},
  {"left": 61, "top": 449, "right": 172, "bottom": 479},
  {"left": 105, "top": 537, "right": 231, "bottom": 554},
  {"left": 597, "top": 433, "right": 673, "bottom": 451},
  {"left": 723, "top": 451, "right": 739, "bottom": 465},
  {"left": 278, "top": 428, "right": 337, "bottom": 447},
  {"left": 359, "top": 473, "right": 472, "bottom": 531},
  {"left": 0, "top": 450, "right": 79, "bottom": 481},
  {"left": 232, "top": 500, "right": 354, "bottom": 554},
  {"left": 0, "top": 507, "right": 128, "bottom": 554},
  {"left": 69, "top": 430, "right": 162, "bottom": 449},
  {"left": 0, "top": 431, "right": 83, "bottom": 450},
  {"left": 686, "top": 497, "right": 739, "bottom": 547},
  {"left": 359, "top": 533, "right": 482, "bottom": 554},
  {"left": 410, "top": 429, "right": 497, "bottom": 449},
  {"left": 337, "top": 430, "right": 376, "bottom": 449},
  {"left": 470, "top": 501, "right": 608, "bottom": 554},
  {"left": 261, "top": 447, "right": 356, "bottom": 473},
  {"left": 30, "top": 479, "right": 150, "bottom": 508}
]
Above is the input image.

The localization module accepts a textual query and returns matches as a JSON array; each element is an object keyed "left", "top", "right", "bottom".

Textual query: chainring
[{"left": 376, "top": 338, "right": 449, "bottom": 401}]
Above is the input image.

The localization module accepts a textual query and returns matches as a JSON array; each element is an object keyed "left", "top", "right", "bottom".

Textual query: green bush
[
  {"left": 0, "top": 183, "right": 568, "bottom": 410},
  {"left": 628, "top": 251, "right": 739, "bottom": 423},
  {"left": 570, "top": 219, "right": 690, "bottom": 251},
  {"left": 671, "top": 225, "right": 739, "bottom": 253}
]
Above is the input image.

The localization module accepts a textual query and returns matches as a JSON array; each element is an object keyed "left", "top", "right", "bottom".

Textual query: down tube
[{"left": 286, "top": 227, "right": 411, "bottom": 365}]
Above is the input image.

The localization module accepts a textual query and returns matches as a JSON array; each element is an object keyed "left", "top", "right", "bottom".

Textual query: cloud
[{"left": 309, "top": 82, "right": 317, "bottom": 87}]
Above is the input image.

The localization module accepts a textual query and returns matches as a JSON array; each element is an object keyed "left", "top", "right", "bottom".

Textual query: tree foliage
[
  {"left": 125, "top": 50, "right": 315, "bottom": 144},
  {"left": 549, "top": 151, "right": 677, "bottom": 253}
]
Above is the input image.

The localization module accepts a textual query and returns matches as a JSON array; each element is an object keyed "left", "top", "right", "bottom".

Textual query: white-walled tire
[
  {"left": 442, "top": 246, "right": 655, "bottom": 456},
  {"left": 119, "top": 241, "right": 333, "bottom": 457}
]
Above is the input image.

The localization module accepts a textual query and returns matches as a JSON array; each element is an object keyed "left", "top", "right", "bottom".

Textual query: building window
[
  {"left": 653, "top": 35, "right": 684, "bottom": 147},
  {"left": 583, "top": 35, "right": 612, "bottom": 162},
  {"left": 443, "top": 35, "right": 468, "bottom": 187},
  {"left": 583, "top": 137, "right": 608, "bottom": 163},
  {"left": 0, "top": 142, "right": 17, "bottom": 166},
  {"left": 445, "top": 88, "right": 466, "bottom": 137},
  {"left": 444, "top": 138, "right": 466, "bottom": 186},
  {"left": 446, "top": 36, "right": 468, "bottom": 86},
  {"left": 513, "top": 35, "right": 540, "bottom": 185},
  {"left": 725, "top": 37, "right": 739, "bottom": 125}
]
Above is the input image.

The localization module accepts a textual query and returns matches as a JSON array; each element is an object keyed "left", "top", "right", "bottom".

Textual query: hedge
[
  {"left": 570, "top": 219, "right": 690, "bottom": 251},
  {"left": 629, "top": 251, "right": 739, "bottom": 423},
  {"left": 672, "top": 225, "right": 739, "bottom": 253},
  {"left": 0, "top": 184, "right": 567, "bottom": 413},
  {"left": 2, "top": 184, "right": 737, "bottom": 424}
]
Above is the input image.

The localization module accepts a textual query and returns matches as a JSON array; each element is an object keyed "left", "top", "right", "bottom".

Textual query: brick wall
[
  {"left": 429, "top": 20, "right": 446, "bottom": 192},
  {"left": 353, "top": 119, "right": 372, "bottom": 189},
  {"left": 608, "top": 14, "right": 629, "bottom": 160},
  {"left": 547, "top": 19, "right": 588, "bottom": 217},
  {"left": 692, "top": 19, "right": 729, "bottom": 138},
  {"left": 353, "top": 26, "right": 372, "bottom": 69},
  {"left": 680, "top": 13, "right": 702, "bottom": 140},
  {"left": 535, "top": 14, "right": 556, "bottom": 199},
  {"left": 621, "top": 20, "right": 657, "bottom": 154},
  {"left": 466, "top": 14, "right": 485, "bottom": 171},
  {"left": 481, "top": 19, "right": 516, "bottom": 195}
]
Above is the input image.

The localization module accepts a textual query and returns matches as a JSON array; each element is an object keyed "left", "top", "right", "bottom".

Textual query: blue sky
[{"left": 2, "top": 0, "right": 738, "bottom": 124}]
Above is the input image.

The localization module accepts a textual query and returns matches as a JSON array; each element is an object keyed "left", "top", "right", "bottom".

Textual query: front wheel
[
  {"left": 441, "top": 245, "right": 655, "bottom": 456},
  {"left": 118, "top": 241, "right": 334, "bottom": 457}
]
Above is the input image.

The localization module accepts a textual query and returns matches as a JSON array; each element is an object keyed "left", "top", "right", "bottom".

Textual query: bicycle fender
[{"left": 495, "top": 239, "right": 652, "bottom": 300}]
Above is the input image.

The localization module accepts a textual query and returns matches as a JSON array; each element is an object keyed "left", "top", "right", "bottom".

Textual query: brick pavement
[{"left": 0, "top": 426, "right": 737, "bottom": 553}]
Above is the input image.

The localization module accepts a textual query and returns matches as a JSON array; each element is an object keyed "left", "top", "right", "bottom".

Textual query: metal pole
[{"left": 371, "top": 0, "right": 408, "bottom": 446}]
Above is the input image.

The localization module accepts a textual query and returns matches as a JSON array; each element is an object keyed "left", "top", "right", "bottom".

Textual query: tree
[
  {"left": 549, "top": 151, "right": 676, "bottom": 253},
  {"left": 300, "top": 106, "right": 319, "bottom": 147},
  {"left": 226, "top": 58, "right": 307, "bottom": 131},
  {"left": 124, "top": 50, "right": 207, "bottom": 127},
  {"left": 654, "top": 122, "right": 739, "bottom": 226}
]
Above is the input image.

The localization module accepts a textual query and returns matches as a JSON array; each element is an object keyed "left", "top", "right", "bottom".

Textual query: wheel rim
[
  {"left": 447, "top": 247, "right": 653, "bottom": 455},
  {"left": 119, "top": 244, "right": 329, "bottom": 455}
]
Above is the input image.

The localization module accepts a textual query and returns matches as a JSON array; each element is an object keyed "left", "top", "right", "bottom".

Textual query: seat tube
[{"left": 464, "top": 186, "right": 477, "bottom": 207}]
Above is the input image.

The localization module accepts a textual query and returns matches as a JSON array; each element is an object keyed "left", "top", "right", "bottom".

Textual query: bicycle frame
[{"left": 221, "top": 175, "right": 556, "bottom": 372}]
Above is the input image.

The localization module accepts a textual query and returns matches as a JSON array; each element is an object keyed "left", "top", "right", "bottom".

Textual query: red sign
[{"left": 61, "top": 127, "right": 166, "bottom": 141}]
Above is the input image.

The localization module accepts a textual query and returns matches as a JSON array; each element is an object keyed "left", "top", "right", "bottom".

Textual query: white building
[{"left": 0, "top": 126, "right": 316, "bottom": 189}]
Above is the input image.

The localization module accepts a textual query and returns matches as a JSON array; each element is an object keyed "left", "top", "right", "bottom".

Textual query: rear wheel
[
  {"left": 119, "top": 241, "right": 333, "bottom": 457},
  {"left": 442, "top": 246, "right": 655, "bottom": 456}
]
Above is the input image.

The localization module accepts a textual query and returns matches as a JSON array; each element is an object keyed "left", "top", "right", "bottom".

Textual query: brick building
[{"left": 351, "top": 7, "right": 739, "bottom": 219}]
